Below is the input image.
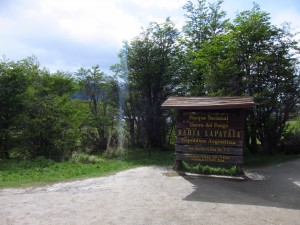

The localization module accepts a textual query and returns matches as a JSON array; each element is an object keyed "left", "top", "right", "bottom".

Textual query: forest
[{"left": 1, "top": 0, "right": 300, "bottom": 162}]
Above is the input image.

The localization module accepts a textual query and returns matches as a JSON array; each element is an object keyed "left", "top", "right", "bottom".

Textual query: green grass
[
  {"left": 243, "top": 153, "right": 300, "bottom": 169},
  {"left": 1, "top": 148, "right": 299, "bottom": 188},
  {"left": 179, "top": 153, "right": 300, "bottom": 175},
  {"left": 287, "top": 117, "right": 300, "bottom": 132},
  {"left": 181, "top": 162, "right": 240, "bottom": 176},
  {"left": 0, "top": 149, "right": 174, "bottom": 188}
]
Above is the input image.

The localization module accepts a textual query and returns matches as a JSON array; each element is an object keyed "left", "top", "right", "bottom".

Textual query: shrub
[
  {"left": 70, "top": 152, "right": 103, "bottom": 164},
  {"left": 284, "top": 131, "right": 300, "bottom": 154},
  {"left": 181, "top": 161, "right": 240, "bottom": 176},
  {"left": 103, "top": 148, "right": 126, "bottom": 159}
]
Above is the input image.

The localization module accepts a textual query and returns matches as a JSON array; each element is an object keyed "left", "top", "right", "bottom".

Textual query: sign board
[
  {"left": 175, "top": 110, "right": 244, "bottom": 164},
  {"left": 162, "top": 97, "right": 254, "bottom": 169}
]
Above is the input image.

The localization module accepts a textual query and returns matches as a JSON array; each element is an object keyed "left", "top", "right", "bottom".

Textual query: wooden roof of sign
[{"left": 162, "top": 96, "right": 254, "bottom": 110}]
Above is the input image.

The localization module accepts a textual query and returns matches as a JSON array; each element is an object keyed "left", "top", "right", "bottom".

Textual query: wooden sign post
[{"left": 162, "top": 97, "right": 254, "bottom": 170}]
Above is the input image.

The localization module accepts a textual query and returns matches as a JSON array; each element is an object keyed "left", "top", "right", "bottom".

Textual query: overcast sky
[{"left": 1, "top": 0, "right": 300, "bottom": 75}]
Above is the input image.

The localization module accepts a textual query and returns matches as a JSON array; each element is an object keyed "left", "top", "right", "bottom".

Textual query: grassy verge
[
  {"left": 180, "top": 162, "right": 240, "bottom": 176},
  {"left": 243, "top": 153, "right": 300, "bottom": 169},
  {"left": 0, "top": 149, "right": 173, "bottom": 188},
  {"left": 1, "top": 148, "right": 299, "bottom": 188},
  {"left": 180, "top": 154, "right": 300, "bottom": 175}
]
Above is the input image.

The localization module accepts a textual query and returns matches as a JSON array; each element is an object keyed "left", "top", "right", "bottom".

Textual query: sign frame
[{"left": 162, "top": 97, "right": 254, "bottom": 171}]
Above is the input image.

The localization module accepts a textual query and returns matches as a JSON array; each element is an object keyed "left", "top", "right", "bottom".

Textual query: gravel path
[{"left": 1, "top": 159, "right": 300, "bottom": 225}]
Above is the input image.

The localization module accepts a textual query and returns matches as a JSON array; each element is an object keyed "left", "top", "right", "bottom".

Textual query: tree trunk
[
  {"left": 250, "top": 127, "right": 258, "bottom": 154},
  {"left": 129, "top": 118, "right": 135, "bottom": 148},
  {"left": 0, "top": 127, "right": 10, "bottom": 159},
  {"left": 0, "top": 148, "right": 9, "bottom": 159}
]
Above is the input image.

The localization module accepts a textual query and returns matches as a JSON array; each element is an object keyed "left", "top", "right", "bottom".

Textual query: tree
[
  {"left": 0, "top": 58, "right": 30, "bottom": 159},
  {"left": 182, "top": 0, "right": 229, "bottom": 95},
  {"left": 18, "top": 67, "right": 81, "bottom": 160},
  {"left": 193, "top": 4, "right": 300, "bottom": 154},
  {"left": 122, "top": 18, "right": 184, "bottom": 148},
  {"left": 76, "top": 66, "right": 120, "bottom": 151},
  {"left": 0, "top": 56, "right": 82, "bottom": 160},
  {"left": 183, "top": 0, "right": 228, "bottom": 50},
  {"left": 232, "top": 4, "right": 299, "bottom": 154}
]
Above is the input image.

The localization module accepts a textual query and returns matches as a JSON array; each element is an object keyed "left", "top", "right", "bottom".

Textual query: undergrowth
[
  {"left": 0, "top": 148, "right": 173, "bottom": 188},
  {"left": 180, "top": 161, "right": 241, "bottom": 176},
  {"left": 1, "top": 148, "right": 299, "bottom": 188}
]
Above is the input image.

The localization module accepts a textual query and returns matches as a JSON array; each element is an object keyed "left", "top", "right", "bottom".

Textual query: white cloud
[
  {"left": 125, "top": 0, "right": 186, "bottom": 10},
  {"left": 272, "top": 9, "right": 300, "bottom": 28},
  {"left": 1, "top": 0, "right": 300, "bottom": 74},
  {"left": 0, "top": 0, "right": 146, "bottom": 73},
  {"left": 37, "top": 0, "right": 142, "bottom": 45},
  {"left": 0, "top": 0, "right": 187, "bottom": 73}
]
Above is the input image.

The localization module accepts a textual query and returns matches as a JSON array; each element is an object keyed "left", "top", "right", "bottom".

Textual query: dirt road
[{"left": 1, "top": 159, "right": 300, "bottom": 225}]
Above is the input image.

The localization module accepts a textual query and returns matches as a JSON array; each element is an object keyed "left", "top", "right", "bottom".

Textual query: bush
[
  {"left": 181, "top": 161, "right": 240, "bottom": 176},
  {"left": 103, "top": 148, "right": 126, "bottom": 159},
  {"left": 70, "top": 152, "right": 103, "bottom": 164},
  {"left": 284, "top": 131, "right": 300, "bottom": 154}
]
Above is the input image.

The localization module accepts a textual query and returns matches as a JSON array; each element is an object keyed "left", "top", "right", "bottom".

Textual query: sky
[{"left": 1, "top": 0, "right": 300, "bottom": 75}]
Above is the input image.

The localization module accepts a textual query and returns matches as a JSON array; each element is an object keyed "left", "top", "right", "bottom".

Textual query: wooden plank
[
  {"left": 175, "top": 145, "right": 243, "bottom": 155},
  {"left": 162, "top": 100, "right": 250, "bottom": 168},
  {"left": 176, "top": 122, "right": 244, "bottom": 130},
  {"left": 176, "top": 128, "right": 244, "bottom": 138},
  {"left": 162, "top": 96, "right": 254, "bottom": 110},
  {"left": 176, "top": 137, "right": 243, "bottom": 147},
  {"left": 177, "top": 112, "right": 244, "bottom": 123},
  {"left": 176, "top": 153, "right": 243, "bottom": 164}
]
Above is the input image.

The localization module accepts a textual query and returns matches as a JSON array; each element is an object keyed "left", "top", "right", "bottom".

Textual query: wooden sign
[
  {"left": 175, "top": 110, "right": 244, "bottom": 164},
  {"left": 175, "top": 153, "right": 243, "bottom": 164},
  {"left": 162, "top": 97, "right": 254, "bottom": 169},
  {"left": 175, "top": 145, "right": 243, "bottom": 155}
]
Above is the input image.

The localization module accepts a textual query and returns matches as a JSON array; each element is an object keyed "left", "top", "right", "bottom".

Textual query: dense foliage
[
  {"left": 0, "top": 0, "right": 299, "bottom": 160},
  {"left": 0, "top": 58, "right": 120, "bottom": 160},
  {"left": 192, "top": 3, "right": 300, "bottom": 154},
  {"left": 124, "top": 18, "right": 184, "bottom": 148}
]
